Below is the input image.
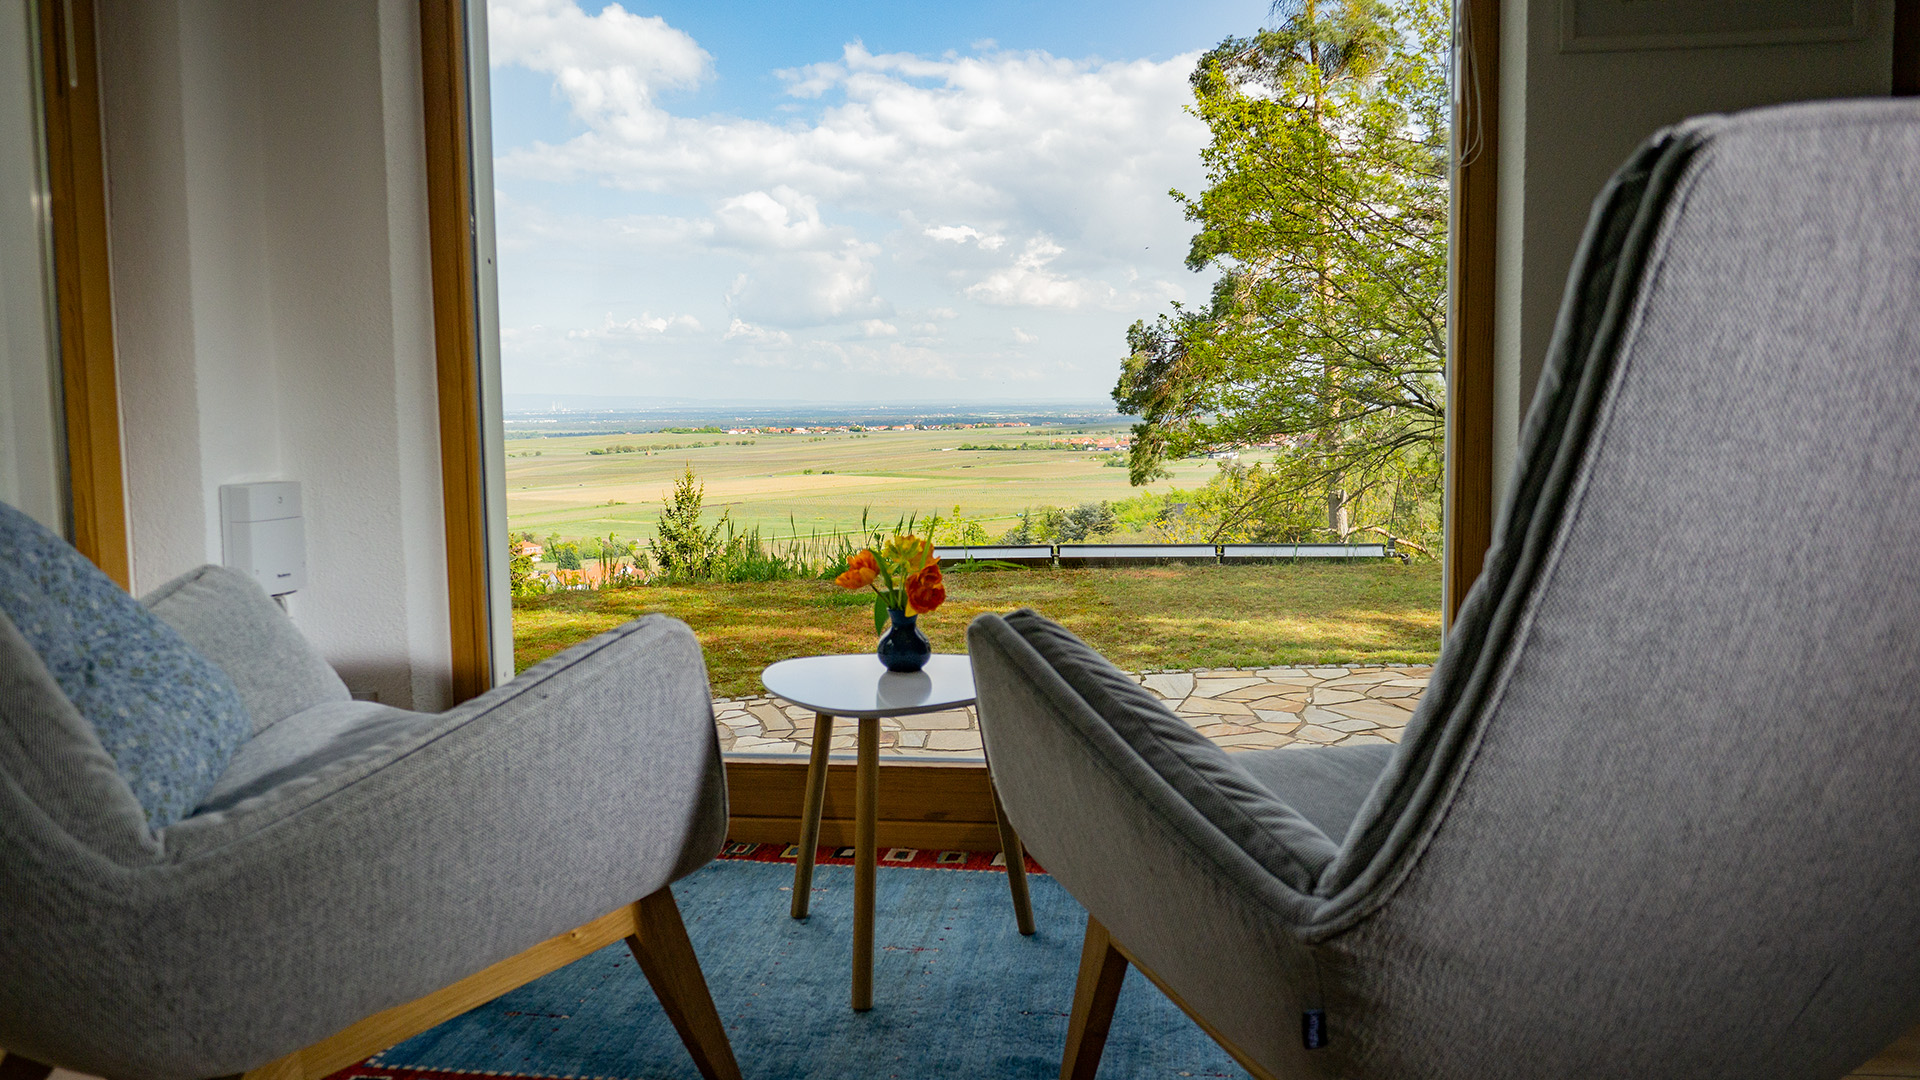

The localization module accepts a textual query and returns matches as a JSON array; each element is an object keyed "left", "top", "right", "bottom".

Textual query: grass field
[
  {"left": 512, "top": 560, "right": 1442, "bottom": 698},
  {"left": 506, "top": 425, "right": 1265, "bottom": 544}
]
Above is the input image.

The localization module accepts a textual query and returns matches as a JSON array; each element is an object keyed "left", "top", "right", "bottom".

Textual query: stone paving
[{"left": 713, "top": 664, "right": 1433, "bottom": 758}]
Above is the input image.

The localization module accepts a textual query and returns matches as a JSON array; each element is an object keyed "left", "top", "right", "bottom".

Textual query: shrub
[
  {"left": 649, "top": 465, "right": 729, "bottom": 580},
  {"left": 508, "top": 544, "right": 545, "bottom": 597},
  {"left": 933, "top": 505, "right": 990, "bottom": 546},
  {"left": 998, "top": 502, "right": 1117, "bottom": 543}
]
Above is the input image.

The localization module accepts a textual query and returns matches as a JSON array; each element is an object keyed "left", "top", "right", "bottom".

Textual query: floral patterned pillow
[{"left": 0, "top": 501, "right": 251, "bottom": 830}]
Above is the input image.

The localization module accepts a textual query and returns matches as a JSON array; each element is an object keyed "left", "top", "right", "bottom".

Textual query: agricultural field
[{"left": 505, "top": 424, "right": 1269, "bottom": 545}]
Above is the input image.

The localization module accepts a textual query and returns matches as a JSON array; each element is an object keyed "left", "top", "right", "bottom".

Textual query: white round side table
[{"left": 761, "top": 653, "right": 1034, "bottom": 1011}]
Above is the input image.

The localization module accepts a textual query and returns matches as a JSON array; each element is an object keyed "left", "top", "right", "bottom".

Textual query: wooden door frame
[
  {"left": 1445, "top": 0, "right": 1500, "bottom": 629},
  {"left": 419, "top": 0, "right": 495, "bottom": 704},
  {"left": 37, "top": 0, "right": 129, "bottom": 589},
  {"left": 425, "top": 0, "right": 1505, "bottom": 696}
]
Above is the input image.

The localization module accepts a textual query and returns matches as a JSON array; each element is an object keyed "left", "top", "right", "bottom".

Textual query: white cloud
[
  {"left": 492, "top": 24, "right": 1208, "bottom": 265},
  {"left": 967, "top": 236, "right": 1115, "bottom": 309},
  {"left": 724, "top": 242, "right": 887, "bottom": 327},
  {"left": 565, "top": 312, "right": 702, "bottom": 339},
  {"left": 489, "top": 0, "right": 710, "bottom": 138},
  {"left": 714, "top": 187, "right": 829, "bottom": 250},
  {"left": 702, "top": 186, "right": 890, "bottom": 326},
  {"left": 777, "top": 60, "right": 846, "bottom": 99},
  {"left": 722, "top": 318, "right": 794, "bottom": 348},
  {"left": 487, "top": 3, "right": 1221, "bottom": 400},
  {"left": 924, "top": 224, "right": 1006, "bottom": 250}
]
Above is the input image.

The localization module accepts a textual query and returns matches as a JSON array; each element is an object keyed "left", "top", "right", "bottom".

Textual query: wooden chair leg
[
  {"left": 989, "top": 776, "right": 1036, "bottom": 935},
  {"left": 1062, "top": 916, "right": 1130, "bottom": 1080},
  {"left": 625, "top": 886, "right": 743, "bottom": 1080},
  {"left": 0, "top": 1054, "right": 53, "bottom": 1080}
]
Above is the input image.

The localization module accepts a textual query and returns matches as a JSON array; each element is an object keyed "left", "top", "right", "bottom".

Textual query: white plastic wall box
[{"left": 219, "top": 481, "right": 307, "bottom": 596}]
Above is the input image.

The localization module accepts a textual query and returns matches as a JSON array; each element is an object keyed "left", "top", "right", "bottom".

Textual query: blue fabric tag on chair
[{"left": 1302, "top": 1009, "right": 1328, "bottom": 1049}]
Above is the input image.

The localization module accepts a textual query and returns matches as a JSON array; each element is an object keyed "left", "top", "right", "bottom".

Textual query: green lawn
[{"left": 512, "top": 560, "right": 1442, "bottom": 698}]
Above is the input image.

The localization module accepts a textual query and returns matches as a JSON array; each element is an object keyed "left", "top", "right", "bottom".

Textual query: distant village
[
  {"left": 716, "top": 421, "right": 1036, "bottom": 435},
  {"left": 698, "top": 422, "right": 1140, "bottom": 452}
]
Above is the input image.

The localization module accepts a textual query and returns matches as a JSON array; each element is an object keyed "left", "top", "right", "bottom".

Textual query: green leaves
[
  {"left": 873, "top": 595, "right": 889, "bottom": 636},
  {"left": 1116, "top": 0, "right": 1448, "bottom": 547}
]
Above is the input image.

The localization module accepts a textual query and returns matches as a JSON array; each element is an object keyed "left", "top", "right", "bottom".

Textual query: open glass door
[
  {"left": 0, "top": 0, "right": 65, "bottom": 534},
  {"left": 468, "top": 1, "right": 1455, "bottom": 844}
]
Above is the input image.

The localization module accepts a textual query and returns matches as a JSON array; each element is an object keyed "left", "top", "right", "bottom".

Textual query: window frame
[{"left": 37, "top": 0, "right": 129, "bottom": 589}]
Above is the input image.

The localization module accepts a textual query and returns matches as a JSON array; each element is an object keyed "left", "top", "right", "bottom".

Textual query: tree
[
  {"left": 649, "top": 464, "right": 729, "bottom": 580},
  {"left": 1113, "top": 0, "right": 1448, "bottom": 544},
  {"left": 1042, "top": 503, "right": 1119, "bottom": 543},
  {"left": 508, "top": 543, "right": 543, "bottom": 597},
  {"left": 997, "top": 503, "right": 1118, "bottom": 543}
]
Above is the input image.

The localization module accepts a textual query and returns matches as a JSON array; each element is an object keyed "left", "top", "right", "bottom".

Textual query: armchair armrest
[{"left": 969, "top": 611, "right": 1334, "bottom": 1077}]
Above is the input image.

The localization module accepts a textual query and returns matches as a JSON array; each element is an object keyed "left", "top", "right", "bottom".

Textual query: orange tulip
[
  {"left": 904, "top": 561, "right": 946, "bottom": 615},
  {"left": 835, "top": 549, "right": 879, "bottom": 590},
  {"left": 882, "top": 533, "right": 933, "bottom": 575}
]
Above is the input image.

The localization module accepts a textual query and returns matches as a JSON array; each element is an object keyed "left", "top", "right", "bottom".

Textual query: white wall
[
  {"left": 1487, "top": 0, "right": 1894, "bottom": 504},
  {"left": 100, "top": 0, "right": 452, "bottom": 710}
]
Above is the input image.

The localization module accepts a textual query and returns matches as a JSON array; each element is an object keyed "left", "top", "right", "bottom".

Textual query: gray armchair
[
  {"left": 0, "top": 555, "right": 738, "bottom": 1080},
  {"left": 968, "top": 98, "right": 1920, "bottom": 1080}
]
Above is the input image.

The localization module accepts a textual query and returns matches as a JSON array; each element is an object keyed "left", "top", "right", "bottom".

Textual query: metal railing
[{"left": 934, "top": 541, "right": 1405, "bottom": 566}]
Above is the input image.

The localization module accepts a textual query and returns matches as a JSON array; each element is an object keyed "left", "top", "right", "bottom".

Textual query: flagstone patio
[{"left": 714, "top": 664, "right": 1433, "bottom": 758}]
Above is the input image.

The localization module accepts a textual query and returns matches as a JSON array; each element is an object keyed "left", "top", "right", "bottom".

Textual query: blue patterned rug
[{"left": 336, "top": 850, "right": 1250, "bottom": 1080}]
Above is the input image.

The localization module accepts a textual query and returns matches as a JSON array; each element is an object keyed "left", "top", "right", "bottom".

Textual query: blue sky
[{"left": 486, "top": 0, "right": 1271, "bottom": 405}]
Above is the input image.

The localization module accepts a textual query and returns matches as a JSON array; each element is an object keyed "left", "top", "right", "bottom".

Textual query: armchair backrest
[{"left": 1319, "top": 100, "right": 1920, "bottom": 1078}]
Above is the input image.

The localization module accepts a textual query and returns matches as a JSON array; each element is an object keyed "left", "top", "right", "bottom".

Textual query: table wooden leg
[
  {"left": 852, "top": 714, "right": 880, "bottom": 1010},
  {"left": 990, "top": 775, "right": 1036, "bottom": 936},
  {"left": 791, "top": 711, "right": 836, "bottom": 919}
]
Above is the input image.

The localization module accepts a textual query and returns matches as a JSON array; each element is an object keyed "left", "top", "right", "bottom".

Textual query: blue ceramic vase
[{"left": 876, "top": 608, "right": 932, "bottom": 672}]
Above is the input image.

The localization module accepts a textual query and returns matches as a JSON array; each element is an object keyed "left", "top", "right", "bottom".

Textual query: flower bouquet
[{"left": 834, "top": 533, "right": 946, "bottom": 672}]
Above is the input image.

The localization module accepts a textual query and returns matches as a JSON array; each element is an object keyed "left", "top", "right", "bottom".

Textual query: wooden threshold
[{"left": 723, "top": 756, "right": 1002, "bottom": 852}]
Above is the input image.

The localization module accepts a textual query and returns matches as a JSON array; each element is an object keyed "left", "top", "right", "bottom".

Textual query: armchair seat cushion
[
  {"left": 197, "top": 699, "right": 434, "bottom": 814},
  {"left": 0, "top": 501, "right": 250, "bottom": 829},
  {"left": 1235, "top": 744, "right": 1393, "bottom": 845},
  {"left": 998, "top": 609, "right": 1342, "bottom": 892}
]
